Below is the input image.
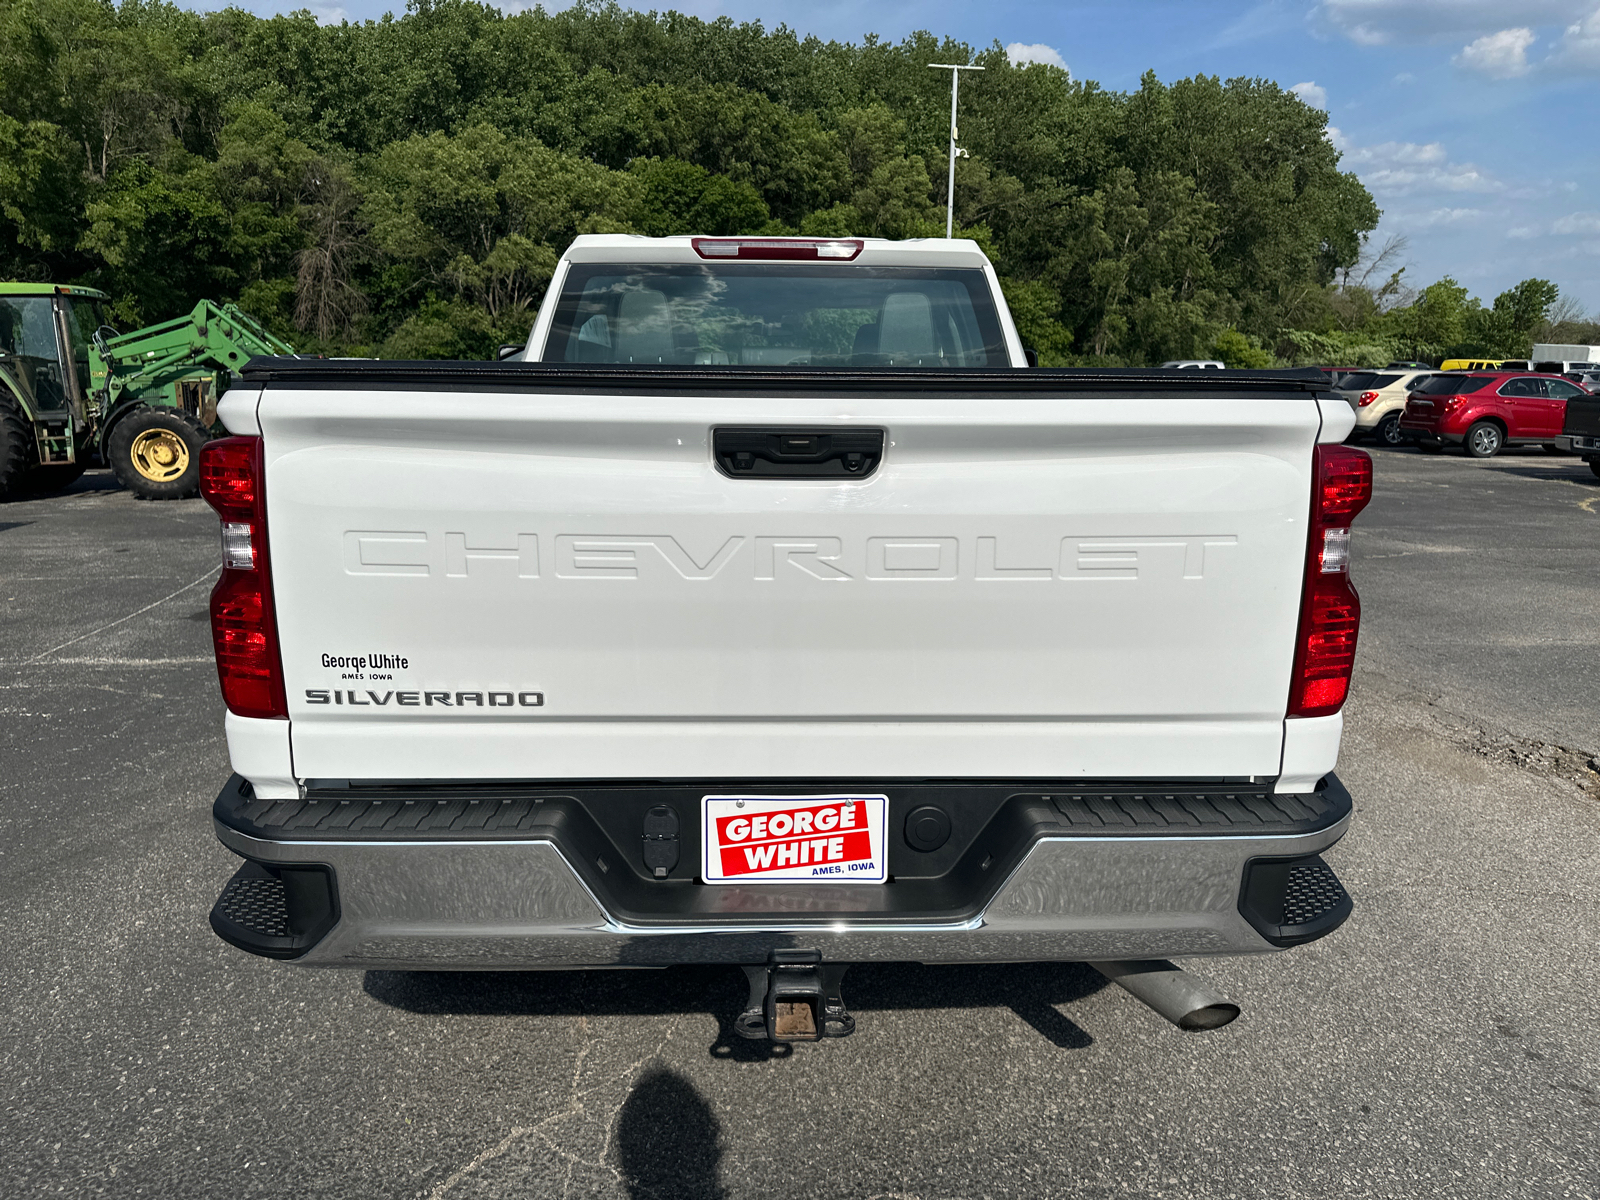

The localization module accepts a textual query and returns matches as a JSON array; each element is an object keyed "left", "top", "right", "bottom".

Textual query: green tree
[
  {"left": 361, "top": 124, "right": 639, "bottom": 353},
  {"left": 1385, "top": 277, "right": 1472, "bottom": 360},
  {"left": 1000, "top": 278, "right": 1074, "bottom": 365},
  {"left": 630, "top": 158, "right": 768, "bottom": 237},
  {"left": 79, "top": 158, "right": 237, "bottom": 325},
  {"left": 1212, "top": 329, "right": 1272, "bottom": 368},
  {"left": 1461, "top": 277, "right": 1561, "bottom": 356}
]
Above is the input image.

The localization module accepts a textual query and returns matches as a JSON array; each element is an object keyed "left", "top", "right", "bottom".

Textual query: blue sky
[{"left": 206, "top": 0, "right": 1600, "bottom": 313}]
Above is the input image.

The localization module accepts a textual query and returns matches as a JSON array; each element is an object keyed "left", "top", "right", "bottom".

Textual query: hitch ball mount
[{"left": 736, "top": 950, "right": 855, "bottom": 1042}]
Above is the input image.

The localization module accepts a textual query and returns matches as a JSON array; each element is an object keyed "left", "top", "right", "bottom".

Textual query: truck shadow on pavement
[{"left": 362, "top": 960, "right": 1107, "bottom": 1060}]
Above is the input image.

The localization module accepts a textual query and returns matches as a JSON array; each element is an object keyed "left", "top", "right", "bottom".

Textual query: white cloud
[
  {"left": 1315, "top": 1, "right": 1583, "bottom": 46},
  {"left": 1330, "top": 126, "right": 1501, "bottom": 196},
  {"left": 1318, "top": 3, "right": 1600, "bottom": 75},
  {"left": 1393, "top": 71, "right": 1416, "bottom": 83},
  {"left": 1006, "top": 43, "right": 1068, "bottom": 72},
  {"left": 1411, "top": 207, "right": 1485, "bottom": 227},
  {"left": 1454, "top": 27, "right": 1535, "bottom": 76},
  {"left": 1552, "top": 7, "right": 1600, "bottom": 69},
  {"left": 1507, "top": 226, "right": 1538, "bottom": 238},
  {"left": 1289, "top": 80, "right": 1328, "bottom": 108},
  {"left": 1552, "top": 211, "right": 1600, "bottom": 234}
]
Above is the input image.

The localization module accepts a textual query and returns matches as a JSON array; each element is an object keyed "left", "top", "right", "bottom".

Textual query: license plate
[{"left": 701, "top": 794, "right": 888, "bottom": 884}]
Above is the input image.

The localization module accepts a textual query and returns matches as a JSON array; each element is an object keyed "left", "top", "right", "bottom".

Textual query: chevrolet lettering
[{"left": 342, "top": 530, "right": 1240, "bottom": 582}]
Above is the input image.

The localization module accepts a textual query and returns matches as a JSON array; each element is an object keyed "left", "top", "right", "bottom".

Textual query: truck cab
[{"left": 523, "top": 235, "right": 1027, "bottom": 368}]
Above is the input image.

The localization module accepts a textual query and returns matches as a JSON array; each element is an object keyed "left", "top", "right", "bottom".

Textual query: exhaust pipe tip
[
  {"left": 1091, "top": 959, "right": 1241, "bottom": 1032},
  {"left": 1175, "top": 1001, "right": 1242, "bottom": 1032}
]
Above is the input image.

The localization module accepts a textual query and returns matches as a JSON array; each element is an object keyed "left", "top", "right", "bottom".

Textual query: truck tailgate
[{"left": 255, "top": 373, "right": 1323, "bottom": 781}]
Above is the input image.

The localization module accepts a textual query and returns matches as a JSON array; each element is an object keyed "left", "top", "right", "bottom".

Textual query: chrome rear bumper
[{"left": 212, "top": 776, "right": 1353, "bottom": 969}]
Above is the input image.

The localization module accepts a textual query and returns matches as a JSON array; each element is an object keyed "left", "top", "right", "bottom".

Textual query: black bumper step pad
[
  {"left": 1238, "top": 854, "right": 1353, "bottom": 947},
  {"left": 209, "top": 860, "right": 340, "bottom": 960},
  {"left": 216, "top": 776, "right": 1350, "bottom": 843},
  {"left": 1042, "top": 785, "right": 1339, "bottom": 831}
]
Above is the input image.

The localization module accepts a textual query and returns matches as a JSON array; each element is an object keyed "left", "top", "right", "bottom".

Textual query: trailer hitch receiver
[{"left": 735, "top": 950, "right": 855, "bottom": 1042}]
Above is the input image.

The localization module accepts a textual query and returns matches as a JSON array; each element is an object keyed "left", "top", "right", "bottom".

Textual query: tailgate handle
[{"left": 713, "top": 427, "right": 884, "bottom": 479}]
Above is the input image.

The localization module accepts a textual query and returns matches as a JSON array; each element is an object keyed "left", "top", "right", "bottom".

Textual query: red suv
[{"left": 1398, "top": 371, "right": 1589, "bottom": 457}]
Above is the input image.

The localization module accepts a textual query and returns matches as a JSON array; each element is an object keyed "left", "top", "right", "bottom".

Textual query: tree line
[{"left": 0, "top": 0, "right": 1579, "bottom": 364}]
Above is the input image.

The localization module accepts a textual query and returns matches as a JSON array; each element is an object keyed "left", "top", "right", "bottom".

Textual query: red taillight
[
  {"left": 198, "top": 439, "right": 257, "bottom": 520},
  {"left": 1316, "top": 443, "right": 1373, "bottom": 519},
  {"left": 691, "top": 237, "right": 863, "bottom": 261},
  {"left": 199, "top": 436, "right": 287, "bottom": 720},
  {"left": 1288, "top": 444, "right": 1372, "bottom": 718},
  {"left": 1357, "top": 390, "right": 1379, "bottom": 406},
  {"left": 1442, "top": 396, "right": 1464, "bottom": 413}
]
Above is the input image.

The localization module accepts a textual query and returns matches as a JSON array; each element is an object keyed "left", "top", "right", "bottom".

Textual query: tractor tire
[
  {"left": 0, "top": 393, "right": 33, "bottom": 502},
  {"left": 25, "top": 462, "right": 87, "bottom": 495},
  {"left": 107, "top": 407, "right": 211, "bottom": 499}
]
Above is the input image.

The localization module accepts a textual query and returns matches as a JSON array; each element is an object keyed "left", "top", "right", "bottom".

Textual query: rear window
[
  {"left": 1369, "top": 373, "right": 1402, "bottom": 388},
  {"left": 542, "top": 264, "right": 1009, "bottom": 367},
  {"left": 1413, "top": 374, "right": 1496, "bottom": 394},
  {"left": 1339, "top": 372, "right": 1378, "bottom": 390}
]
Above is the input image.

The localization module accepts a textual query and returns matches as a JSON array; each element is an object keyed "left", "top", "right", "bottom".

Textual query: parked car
[
  {"left": 1385, "top": 360, "right": 1431, "bottom": 370},
  {"left": 1313, "top": 365, "right": 1363, "bottom": 386},
  {"left": 1439, "top": 358, "right": 1504, "bottom": 371},
  {"left": 1331, "top": 369, "right": 1380, "bottom": 392},
  {"left": 1337, "top": 368, "right": 1434, "bottom": 447},
  {"left": 1561, "top": 370, "right": 1600, "bottom": 390},
  {"left": 1159, "top": 359, "right": 1224, "bottom": 368},
  {"left": 1398, "top": 371, "right": 1586, "bottom": 457},
  {"left": 1562, "top": 380, "right": 1600, "bottom": 478}
]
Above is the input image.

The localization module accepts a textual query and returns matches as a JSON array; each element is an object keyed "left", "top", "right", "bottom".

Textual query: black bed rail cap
[{"left": 239, "top": 356, "right": 1333, "bottom": 396}]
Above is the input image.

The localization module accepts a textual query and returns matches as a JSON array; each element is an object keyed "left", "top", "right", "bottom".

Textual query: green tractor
[{"left": 0, "top": 283, "right": 294, "bottom": 501}]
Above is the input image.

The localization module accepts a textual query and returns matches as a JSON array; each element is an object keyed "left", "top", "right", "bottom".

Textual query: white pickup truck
[{"left": 200, "top": 235, "right": 1369, "bottom": 1040}]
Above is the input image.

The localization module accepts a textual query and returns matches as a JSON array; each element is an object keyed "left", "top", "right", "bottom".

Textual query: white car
[
  {"left": 1337, "top": 368, "right": 1435, "bottom": 447},
  {"left": 195, "top": 235, "right": 1367, "bottom": 1043},
  {"left": 1160, "top": 359, "right": 1225, "bottom": 368}
]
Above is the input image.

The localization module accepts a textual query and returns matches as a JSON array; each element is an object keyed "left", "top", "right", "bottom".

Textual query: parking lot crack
[
  {"left": 19, "top": 565, "right": 219, "bottom": 666},
  {"left": 1422, "top": 706, "right": 1600, "bottom": 803}
]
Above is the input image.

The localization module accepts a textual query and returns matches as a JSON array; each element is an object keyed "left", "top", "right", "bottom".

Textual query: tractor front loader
[{"left": 0, "top": 284, "right": 295, "bottom": 501}]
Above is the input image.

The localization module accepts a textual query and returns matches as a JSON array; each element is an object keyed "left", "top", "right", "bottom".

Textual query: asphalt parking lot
[{"left": 2, "top": 445, "right": 1597, "bottom": 1199}]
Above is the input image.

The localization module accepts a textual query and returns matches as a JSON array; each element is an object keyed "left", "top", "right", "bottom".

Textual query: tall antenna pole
[{"left": 928, "top": 62, "right": 984, "bottom": 238}]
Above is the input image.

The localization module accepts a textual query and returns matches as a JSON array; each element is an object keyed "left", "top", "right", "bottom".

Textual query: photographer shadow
[{"left": 615, "top": 1064, "right": 725, "bottom": 1200}]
